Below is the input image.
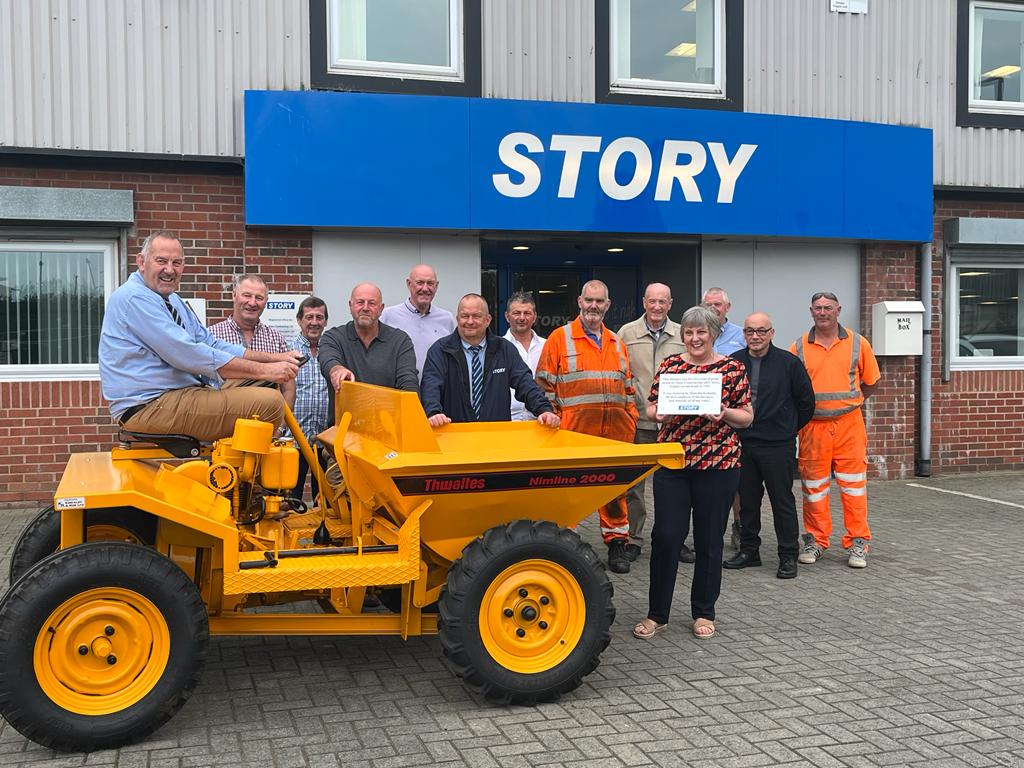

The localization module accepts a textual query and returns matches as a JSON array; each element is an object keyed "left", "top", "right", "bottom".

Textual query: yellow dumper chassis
[{"left": 0, "top": 383, "right": 683, "bottom": 753}]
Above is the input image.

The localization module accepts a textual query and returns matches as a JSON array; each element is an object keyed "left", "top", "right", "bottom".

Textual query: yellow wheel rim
[
  {"left": 33, "top": 587, "right": 170, "bottom": 715},
  {"left": 86, "top": 525, "right": 144, "bottom": 544},
  {"left": 479, "top": 559, "right": 586, "bottom": 674}
]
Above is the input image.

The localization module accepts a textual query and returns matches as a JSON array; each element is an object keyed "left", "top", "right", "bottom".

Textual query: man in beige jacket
[{"left": 617, "top": 283, "right": 686, "bottom": 562}]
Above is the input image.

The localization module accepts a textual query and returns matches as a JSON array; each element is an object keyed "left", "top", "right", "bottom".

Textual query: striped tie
[
  {"left": 164, "top": 298, "right": 184, "bottom": 328},
  {"left": 469, "top": 345, "right": 483, "bottom": 418}
]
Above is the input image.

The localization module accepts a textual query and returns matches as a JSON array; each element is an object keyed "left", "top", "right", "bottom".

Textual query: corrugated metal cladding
[
  {"left": 482, "top": 0, "right": 594, "bottom": 103},
  {"left": 744, "top": 0, "right": 1023, "bottom": 189},
  {"left": 0, "top": 0, "right": 308, "bottom": 158}
]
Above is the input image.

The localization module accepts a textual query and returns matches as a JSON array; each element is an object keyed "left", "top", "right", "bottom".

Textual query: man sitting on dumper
[{"left": 99, "top": 230, "right": 303, "bottom": 442}]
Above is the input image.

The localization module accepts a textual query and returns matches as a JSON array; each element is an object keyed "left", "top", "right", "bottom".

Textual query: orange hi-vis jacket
[
  {"left": 791, "top": 325, "right": 880, "bottom": 421},
  {"left": 536, "top": 317, "right": 639, "bottom": 442}
]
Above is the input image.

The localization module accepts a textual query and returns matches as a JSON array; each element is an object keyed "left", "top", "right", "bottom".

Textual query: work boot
[
  {"left": 777, "top": 555, "right": 798, "bottom": 579},
  {"left": 798, "top": 533, "right": 823, "bottom": 564},
  {"left": 607, "top": 539, "right": 630, "bottom": 574},
  {"left": 723, "top": 550, "right": 762, "bottom": 569},
  {"left": 730, "top": 520, "right": 741, "bottom": 550},
  {"left": 847, "top": 537, "right": 869, "bottom": 568},
  {"left": 679, "top": 542, "right": 696, "bottom": 564},
  {"left": 624, "top": 542, "right": 642, "bottom": 562}
]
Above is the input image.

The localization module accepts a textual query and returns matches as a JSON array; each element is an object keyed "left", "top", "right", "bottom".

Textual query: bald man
[
  {"left": 724, "top": 312, "right": 815, "bottom": 579},
  {"left": 319, "top": 282, "right": 419, "bottom": 424},
  {"left": 379, "top": 264, "right": 456, "bottom": 378}
]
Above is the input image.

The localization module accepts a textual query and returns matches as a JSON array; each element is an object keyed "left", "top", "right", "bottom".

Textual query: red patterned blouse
[{"left": 648, "top": 355, "right": 751, "bottom": 470}]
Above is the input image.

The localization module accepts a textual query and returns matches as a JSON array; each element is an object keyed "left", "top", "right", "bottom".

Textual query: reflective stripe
[
  {"left": 815, "top": 390, "right": 860, "bottom": 400},
  {"left": 802, "top": 476, "right": 830, "bottom": 490},
  {"left": 536, "top": 370, "right": 560, "bottom": 384},
  {"left": 814, "top": 404, "right": 860, "bottom": 418},
  {"left": 849, "top": 332, "right": 861, "bottom": 392},
  {"left": 556, "top": 369, "right": 627, "bottom": 383},
  {"left": 839, "top": 485, "right": 866, "bottom": 496},
  {"left": 803, "top": 488, "right": 830, "bottom": 503},
  {"left": 601, "top": 525, "right": 630, "bottom": 535},
  {"left": 557, "top": 393, "right": 632, "bottom": 407},
  {"left": 795, "top": 336, "right": 804, "bottom": 364},
  {"left": 834, "top": 471, "right": 867, "bottom": 482},
  {"left": 563, "top": 324, "right": 578, "bottom": 373}
]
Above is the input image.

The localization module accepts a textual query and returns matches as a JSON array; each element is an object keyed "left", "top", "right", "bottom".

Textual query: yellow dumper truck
[{"left": 0, "top": 382, "right": 683, "bottom": 752}]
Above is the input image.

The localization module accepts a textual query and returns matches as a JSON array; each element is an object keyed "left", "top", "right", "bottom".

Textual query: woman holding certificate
[{"left": 633, "top": 305, "right": 753, "bottom": 640}]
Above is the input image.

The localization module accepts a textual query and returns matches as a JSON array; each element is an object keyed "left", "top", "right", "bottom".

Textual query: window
[
  {"left": 596, "top": 0, "right": 743, "bottom": 110},
  {"left": 309, "top": 0, "right": 481, "bottom": 96},
  {"left": 957, "top": 0, "right": 1024, "bottom": 127},
  {"left": 0, "top": 241, "right": 117, "bottom": 381},
  {"left": 951, "top": 264, "right": 1024, "bottom": 369}
]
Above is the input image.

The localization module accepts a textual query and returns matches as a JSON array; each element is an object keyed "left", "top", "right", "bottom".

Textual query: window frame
[
  {"left": 956, "top": 0, "right": 1024, "bottom": 128},
  {"left": 948, "top": 259, "right": 1024, "bottom": 371},
  {"left": 0, "top": 239, "right": 118, "bottom": 382},
  {"left": 595, "top": 0, "right": 744, "bottom": 110},
  {"left": 309, "top": 0, "right": 482, "bottom": 97}
]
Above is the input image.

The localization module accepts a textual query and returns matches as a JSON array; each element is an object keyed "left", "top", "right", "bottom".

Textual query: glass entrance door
[{"left": 510, "top": 269, "right": 583, "bottom": 335}]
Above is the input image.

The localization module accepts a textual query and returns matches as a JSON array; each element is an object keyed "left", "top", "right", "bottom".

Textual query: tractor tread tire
[
  {"left": 8, "top": 506, "right": 157, "bottom": 586},
  {"left": 437, "top": 519, "right": 614, "bottom": 705},
  {"left": 0, "top": 541, "right": 208, "bottom": 753}
]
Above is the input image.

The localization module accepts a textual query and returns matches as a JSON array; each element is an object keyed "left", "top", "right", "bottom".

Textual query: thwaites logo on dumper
[{"left": 394, "top": 467, "right": 648, "bottom": 496}]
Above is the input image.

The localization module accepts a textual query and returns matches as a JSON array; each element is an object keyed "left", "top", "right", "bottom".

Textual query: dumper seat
[{"left": 117, "top": 430, "right": 203, "bottom": 458}]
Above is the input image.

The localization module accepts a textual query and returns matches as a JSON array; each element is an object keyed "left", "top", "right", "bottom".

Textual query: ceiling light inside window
[
  {"left": 981, "top": 65, "right": 1022, "bottom": 79},
  {"left": 665, "top": 42, "right": 697, "bottom": 57},
  {"left": 960, "top": 271, "right": 990, "bottom": 277},
  {"left": 607, "top": 247, "right": 624, "bottom": 253},
  {"left": 512, "top": 245, "right": 530, "bottom": 251}
]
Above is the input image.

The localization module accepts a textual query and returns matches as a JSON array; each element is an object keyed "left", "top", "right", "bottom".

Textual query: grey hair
[
  {"left": 232, "top": 273, "right": 268, "bottom": 292},
  {"left": 140, "top": 230, "right": 181, "bottom": 258},
  {"left": 701, "top": 286, "right": 730, "bottom": 303},
  {"left": 680, "top": 305, "right": 722, "bottom": 341},
  {"left": 506, "top": 290, "right": 536, "bottom": 311}
]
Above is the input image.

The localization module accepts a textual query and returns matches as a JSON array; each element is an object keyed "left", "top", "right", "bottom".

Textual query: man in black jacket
[
  {"left": 420, "top": 294, "right": 559, "bottom": 428},
  {"left": 724, "top": 312, "right": 815, "bottom": 579}
]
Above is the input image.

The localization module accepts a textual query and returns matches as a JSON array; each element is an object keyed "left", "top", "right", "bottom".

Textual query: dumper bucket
[{"left": 333, "top": 382, "right": 683, "bottom": 562}]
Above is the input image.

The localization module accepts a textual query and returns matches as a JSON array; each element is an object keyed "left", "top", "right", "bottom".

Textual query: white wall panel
[
  {"left": 745, "top": 0, "right": 1024, "bottom": 189},
  {"left": 0, "top": 0, "right": 308, "bottom": 158},
  {"left": 482, "top": 0, "right": 594, "bottom": 102},
  {"left": 312, "top": 232, "right": 481, "bottom": 323},
  {"left": 701, "top": 240, "right": 860, "bottom": 350}
]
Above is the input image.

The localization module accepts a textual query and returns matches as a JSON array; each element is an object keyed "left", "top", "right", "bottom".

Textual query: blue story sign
[{"left": 244, "top": 90, "right": 933, "bottom": 242}]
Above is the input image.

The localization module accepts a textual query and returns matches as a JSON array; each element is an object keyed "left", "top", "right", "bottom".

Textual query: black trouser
[
  {"left": 648, "top": 466, "right": 739, "bottom": 624},
  {"left": 737, "top": 439, "right": 800, "bottom": 558}
]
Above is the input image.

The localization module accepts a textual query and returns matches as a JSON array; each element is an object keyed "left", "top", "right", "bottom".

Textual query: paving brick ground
[{"left": 0, "top": 471, "right": 1023, "bottom": 767}]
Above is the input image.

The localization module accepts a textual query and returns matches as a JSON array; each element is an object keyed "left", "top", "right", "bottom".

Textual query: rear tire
[
  {"left": 438, "top": 520, "right": 614, "bottom": 705},
  {"left": 8, "top": 506, "right": 157, "bottom": 585},
  {"left": 0, "top": 542, "right": 208, "bottom": 752}
]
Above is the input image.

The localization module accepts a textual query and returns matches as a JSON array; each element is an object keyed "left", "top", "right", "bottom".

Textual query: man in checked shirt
[{"left": 209, "top": 273, "right": 296, "bottom": 407}]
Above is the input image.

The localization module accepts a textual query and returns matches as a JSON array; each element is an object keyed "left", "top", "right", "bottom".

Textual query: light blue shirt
[
  {"left": 715, "top": 319, "right": 745, "bottom": 355},
  {"left": 99, "top": 272, "right": 245, "bottom": 418},
  {"left": 380, "top": 298, "right": 455, "bottom": 379},
  {"left": 461, "top": 337, "right": 486, "bottom": 390},
  {"left": 287, "top": 334, "right": 329, "bottom": 441}
]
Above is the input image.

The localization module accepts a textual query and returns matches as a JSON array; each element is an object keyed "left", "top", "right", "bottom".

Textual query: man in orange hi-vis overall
[
  {"left": 536, "top": 280, "right": 639, "bottom": 575},
  {"left": 790, "top": 291, "right": 880, "bottom": 569}
]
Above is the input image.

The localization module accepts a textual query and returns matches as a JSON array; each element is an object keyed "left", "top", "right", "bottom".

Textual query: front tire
[
  {"left": 8, "top": 506, "right": 157, "bottom": 585},
  {"left": 438, "top": 520, "right": 614, "bottom": 704},
  {"left": 0, "top": 542, "right": 209, "bottom": 752}
]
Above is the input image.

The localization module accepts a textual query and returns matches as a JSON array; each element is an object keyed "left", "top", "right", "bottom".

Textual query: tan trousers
[{"left": 120, "top": 385, "right": 284, "bottom": 443}]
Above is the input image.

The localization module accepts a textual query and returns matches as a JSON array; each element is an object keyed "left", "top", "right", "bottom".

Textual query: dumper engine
[{"left": 204, "top": 416, "right": 302, "bottom": 523}]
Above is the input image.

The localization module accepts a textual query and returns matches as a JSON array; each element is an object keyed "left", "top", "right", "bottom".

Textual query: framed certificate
[{"left": 656, "top": 373, "right": 723, "bottom": 416}]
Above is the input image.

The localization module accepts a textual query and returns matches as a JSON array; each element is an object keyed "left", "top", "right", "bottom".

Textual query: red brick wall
[
  {"left": 0, "top": 164, "right": 312, "bottom": 505},
  {"left": 931, "top": 199, "right": 1024, "bottom": 474}
]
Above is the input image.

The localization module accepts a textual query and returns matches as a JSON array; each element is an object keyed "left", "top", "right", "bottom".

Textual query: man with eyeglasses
[
  {"left": 723, "top": 313, "right": 814, "bottom": 579},
  {"left": 380, "top": 264, "right": 455, "bottom": 379},
  {"left": 790, "top": 292, "right": 881, "bottom": 569}
]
